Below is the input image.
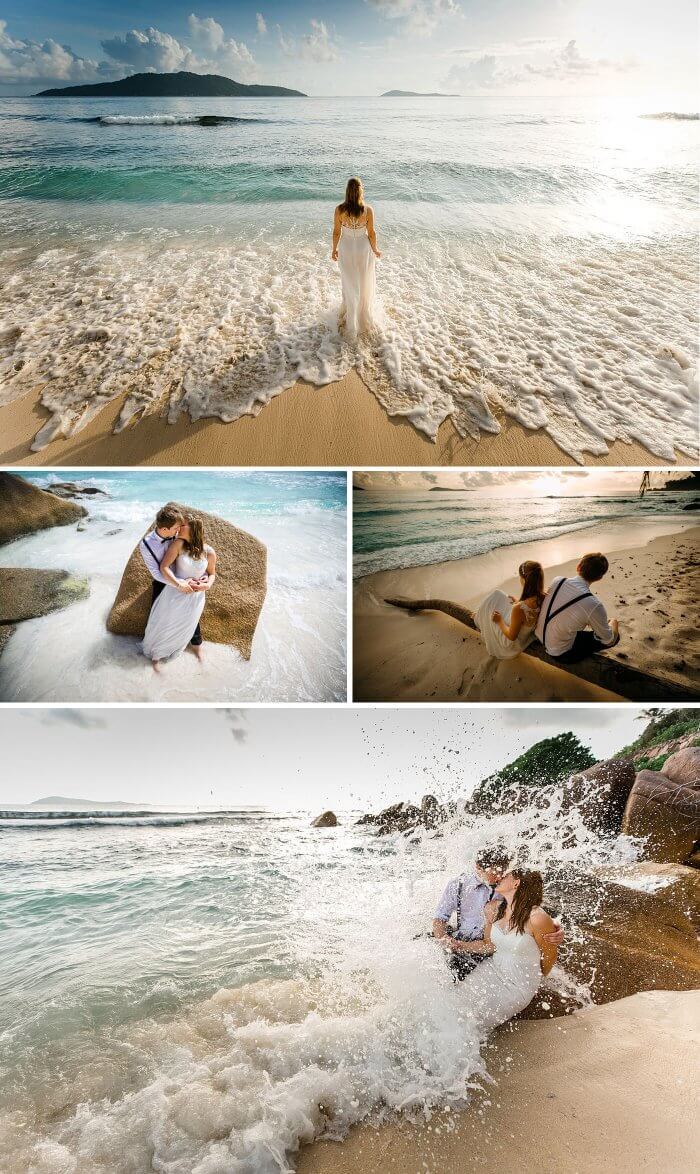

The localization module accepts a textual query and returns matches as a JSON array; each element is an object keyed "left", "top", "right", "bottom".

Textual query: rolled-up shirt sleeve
[
  {"left": 587, "top": 599, "right": 614, "bottom": 645},
  {"left": 139, "top": 538, "right": 168, "bottom": 586},
  {"left": 434, "top": 879, "right": 459, "bottom": 922}
]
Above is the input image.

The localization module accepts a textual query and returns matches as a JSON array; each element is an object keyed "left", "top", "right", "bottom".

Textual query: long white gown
[
  {"left": 337, "top": 217, "right": 377, "bottom": 337},
  {"left": 473, "top": 590, "right": 539, "bottom": 660},
  {"left": 142, "top": 548, "right": 211, "bottom": 662},
  {"left": 459, "top": 921, "right": 543, "bottom": 1033}
]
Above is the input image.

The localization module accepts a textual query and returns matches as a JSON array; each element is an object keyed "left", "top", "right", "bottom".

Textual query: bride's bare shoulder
[{"left": 529, "top": 906, "right": 556, "bottom": 932}]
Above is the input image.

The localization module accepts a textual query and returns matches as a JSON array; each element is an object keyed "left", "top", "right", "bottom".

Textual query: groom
[
  {"left": 139, "top": 503, "right": 206, "bottom": 653},
  {"left": 535, "top": 552, "right": 620, "bottom": 664}
]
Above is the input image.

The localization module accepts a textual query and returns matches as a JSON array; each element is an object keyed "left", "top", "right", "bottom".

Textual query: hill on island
[
  {"left": 36, "top": 71, "right": 306, "bottom": 98},
  {"left": 28, "top": 795, "right": 144, "bottom": 808},
  {"left": 381, "top": 89, "right": 456, "bottom": 97}
]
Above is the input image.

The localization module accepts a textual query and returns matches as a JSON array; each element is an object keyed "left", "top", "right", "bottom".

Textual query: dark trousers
[
  {"left": 151, "top": 581, "right": 202, "bottom": 646},
  {"left": 551, "top": 629, "right": 615, "bottom": 664},
  {"left": 448, "top": 947, "right": 488, "bottom": 982}
]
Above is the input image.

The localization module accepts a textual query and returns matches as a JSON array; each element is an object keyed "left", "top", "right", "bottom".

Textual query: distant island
[
  {"left": 29, "top": 795, "right": 144, "bottom": 808},
  {"left": 381, "top": 90, "right": 456, "bottom": 97},
  {"left": 36, "top": 71, "right": 306, "bottom": 98},
  {"left": 428, "top": 486, "right": 470, "bottom": 492}
]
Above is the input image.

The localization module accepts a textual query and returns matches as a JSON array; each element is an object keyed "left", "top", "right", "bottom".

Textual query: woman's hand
[
  {"left": 331, "top": 248, "right": 338, "bottom": 262},
  {"left": 372, "top": 248, "right": 381, "bottom": 258},
  {"left": 491, "top": 610, "right": 502, "bottom": 624},
  {"left": 176, "top": 579, "right": 194, "bottom": 594}
]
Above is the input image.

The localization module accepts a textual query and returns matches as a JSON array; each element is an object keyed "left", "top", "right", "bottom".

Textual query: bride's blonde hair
[
  {"left": 340, "top": 177, "right": 365, "bottom": 218},
  {"left": 182, "top": 515, "right": 205, "bottom": 560}
]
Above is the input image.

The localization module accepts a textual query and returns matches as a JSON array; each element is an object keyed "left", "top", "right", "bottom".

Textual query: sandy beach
[
  {"left": 0, "top": 374, "right": 688, "bottom": 468},
  {"left": 299, "top": 988, "right": 699, "bottom": 1174},
  {"left": 353, "top": 520, "right": 700, "bottom": 702}
]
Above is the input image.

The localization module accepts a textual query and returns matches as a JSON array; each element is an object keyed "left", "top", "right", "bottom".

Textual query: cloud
[
  {"left": 0, "top": 19, "right": 113, "bottom": 84},
  {"left": 256, "top": 13, "right": 268, "bottom": 37},
  {"left": 102, "top": 19, "right": 255, "bottom": 79},
  {"left": 279, "top": 19, "right": 338, "bottom": 63},
  {"left": 444, "top": 53, "right": 522, "bottom": 91},
  {"left": 501, "top": 709, "right": 622, "bottom": 732},
  {"left": 221, "top": 709, "right": 249, "bottom": 743},
  {"left": 35, "top": 710, "right": 107, "bottom": 730},
  {"left": 368, "top": 0, "right": 460, "bottom": 36},
  {"left": 525, "top": 39, "right": 637, "bottom": 80}
]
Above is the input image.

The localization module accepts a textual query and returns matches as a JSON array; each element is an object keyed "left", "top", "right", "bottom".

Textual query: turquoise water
[
  {"left": 353, "top": 488, "right": 698, "bottom": 575},
  {"left": 0, "top": 471, "right": 347, "bottom": 702},
  {"left": 0, "top": 96, "right": 697, "bottom": 459}
]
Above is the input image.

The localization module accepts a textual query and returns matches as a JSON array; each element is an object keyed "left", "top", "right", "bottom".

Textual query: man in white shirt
[
  {"left": 433, "top": 847, "right": 564, "bottom": 981},
  {"left": 535, "top": 552, "right": 620, "bottom": 664},
  {"left": 139, "top": 503, "right": 204, "bottom": 649}
]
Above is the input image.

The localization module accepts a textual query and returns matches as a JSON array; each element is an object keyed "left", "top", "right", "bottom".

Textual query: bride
[
  {"left": 473, "top": 560, "right": 545, "bottom": 659},
  {"left": 445, "top": 868, "right": 559, "bottom": 1032},
  {"left": 142, "top": 516, "right": 217, "bottom": 669},
  {"left": 331, "top": 176, "right": 381, "bottom": 336}
]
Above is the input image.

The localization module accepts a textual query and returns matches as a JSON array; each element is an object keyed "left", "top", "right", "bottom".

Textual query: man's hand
[{"left": 544, "top": 925, "right": 565, "bottom": 946}]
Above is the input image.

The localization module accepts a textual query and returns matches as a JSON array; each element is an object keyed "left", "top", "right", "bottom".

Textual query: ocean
[
  {"left": 0, "top": 470, "right": 347, "bottom": 701},
  {"left": 353, "top": 488, "right": 696, "bottom": 576},
  {"left": 0, "top": 791, "right": 642, "bottom": 1172},
  {"left": 0, "top": 95, "right": 697, "bottom": 461}
]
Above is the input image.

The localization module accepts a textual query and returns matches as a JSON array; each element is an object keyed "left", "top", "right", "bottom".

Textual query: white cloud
[
  {"left": 525, "top": 39, "right": 637, "bottom": 80},
  {"left": 256, "top": 13, "right": 268, "bottom": 37},
  {"left": 367, "top": 0, "right": 460, "bottom": 36},
  {"left": 279, "top": 19, "right": 338, "bottom": 64},
  {"left": 102, "top": 19, "right": 255, "bottom": 80},
  {"left": 0, "top": 19, "right": 112, "bottom": 84},
  {"left": 187, "top": 14, "right": 225, "bottom": 53},
  {"left": 444, "top": 54, "right": 523, "bottom": 91}
]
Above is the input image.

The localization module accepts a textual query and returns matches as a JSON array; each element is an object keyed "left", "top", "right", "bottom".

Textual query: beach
[
  {"left": 300, "top": 989, "right": 699, "bottom": 1174},
  {"left": 0, "top": 375, "right": 688, "bottom": 468},
  {"left": 1, "top": 95, "right": 697, "bottom": 467},
  {"left": 353, "top": 520, "right": 700, "bottom": 702},
  {"left": 0, "top": 471, "right": 347, "bottom": 702}
]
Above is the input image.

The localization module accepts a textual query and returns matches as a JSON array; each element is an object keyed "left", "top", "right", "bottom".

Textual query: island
[
  {"left": 381, "top": 89, "right": 456, "bottom": 97},
  {"left": 36, "top": 71, "right": 306, "bottom": 98}
]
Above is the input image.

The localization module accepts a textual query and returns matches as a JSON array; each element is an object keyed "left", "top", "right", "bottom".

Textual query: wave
[
  {"left": 0, "top": 809, "right": 267, "bottom": 830},
  {"left": 83, "top": 114, "right": 268, "bottom": 127},
  {"left": 640, "top": 111, "right": 699, "bottom": 121}
]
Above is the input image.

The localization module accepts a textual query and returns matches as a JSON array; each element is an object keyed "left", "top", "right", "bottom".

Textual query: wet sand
[
  {"left": 353, "top": 520, "right": 700, "bottom": 702},
  {"left": 0, "top": 374, "right": 685, "bottom": 468},
  {"left": 299, "top": 988, "right": 699, "bottom": 1174}
]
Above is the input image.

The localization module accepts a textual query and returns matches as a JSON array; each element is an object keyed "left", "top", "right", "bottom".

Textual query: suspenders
[
  {"left": 542, "top": 577, "right": 593, "bottom": 643},
  {"left": 142, "top": 536, "right": 162, "bottom": 564}
]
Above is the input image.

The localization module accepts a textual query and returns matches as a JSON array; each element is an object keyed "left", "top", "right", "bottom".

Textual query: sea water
[
  {"left": 0, "top": 96, "right": 697, "bottom": 460},
  {"left": 0, "top": 470, "right": 347, "bottom": 702},
  {"left": 0, "top": 785, "right": 641, "bottom": 1172},
  {"left": 353, "top": 487, "right": 695, "bottom": 575}
]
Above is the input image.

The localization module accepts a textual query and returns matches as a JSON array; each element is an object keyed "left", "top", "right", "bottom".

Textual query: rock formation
[
  {"left": 622, "top": 751, "right": 700, "bottom": 863},
  {"left": 0, "top": 568, "right": 89, "bottom": 623},
  {"left": 106, "top": 505, "right": 267, "bottom": 659},
  {"left": 311, "top": 812, "right": 338, "bottom": 828},
  {"left": 0, "top": 472, "right": 86, "bottom": 545}
]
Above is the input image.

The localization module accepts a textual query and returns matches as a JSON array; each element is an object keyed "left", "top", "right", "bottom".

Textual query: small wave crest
[
  {"left": 84, "top": 114, "right": 267, "bottom": 127},
  {"left": 640, "top": 111, "right": 699, "bottom": 120}
]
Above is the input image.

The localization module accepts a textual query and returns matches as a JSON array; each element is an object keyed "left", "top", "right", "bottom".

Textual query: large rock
[
  {"left": 0, "top": 624, "right": 15, "bottom": 657},
  {"left": 0, "top": 472, "right": 86, "bottom": 545},
  {"left": 596, "top": 863, "right": 700, "bottom": 931},
  {"left": 106, "top": 504, "right": 267, "bottom": 659},
  {"left": 311, "top": 811, "right": 338, "bottom": 828},
  {"left": 548, "top": 871, "right": 700, "bottom": 1005},
  {"left": 46, "top": 481, "right": 107, "bottom": 499},
  {"left": 566, "top": 758, "right": 637, "bottom": 834},
  {"left": 622, "top": 769, "right": 700, "bottom": 863},
  {"left": 0, "top": 568, "right": 89, "bottom": 623},
  {"left": 663, "top": 746, "right": 700, "bottom": 787}
]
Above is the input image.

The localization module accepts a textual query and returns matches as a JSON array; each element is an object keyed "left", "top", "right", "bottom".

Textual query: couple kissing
[{"left": 139, "top": 504, "right": 217, "bottom": 671}]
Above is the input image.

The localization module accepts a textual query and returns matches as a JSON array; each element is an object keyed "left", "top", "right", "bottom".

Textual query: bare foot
[
  {"left": 194, "top": 644, "right": 205, "bottom": 662},
  {"left": 152, "top": 660, "right": 161, "bottom": 673}
]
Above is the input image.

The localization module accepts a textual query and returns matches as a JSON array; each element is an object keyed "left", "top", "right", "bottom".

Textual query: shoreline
[
  {"left": 298, "top": 989, "right": 700, "bottom": 1174},
  {"left": 0, "top": 375, "right": 692, "bottom": 468},
  {"left": 353, "top": 519, "right": 700, "bottom": 702}
]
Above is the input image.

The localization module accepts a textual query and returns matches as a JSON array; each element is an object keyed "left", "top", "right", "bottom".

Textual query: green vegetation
[
  {"left": 621, "top": 709, "right": 700, "bottom": 757},
  {"left": 472, "top": 732, "right": 595, "bottom": 808}
]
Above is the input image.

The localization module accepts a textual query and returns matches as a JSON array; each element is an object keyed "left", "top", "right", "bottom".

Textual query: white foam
[{"left": 0, "top": 231, "right": 697, "bottom": 462}]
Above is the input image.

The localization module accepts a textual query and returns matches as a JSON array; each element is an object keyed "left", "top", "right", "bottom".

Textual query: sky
[
  {"left": 353, "top": 468, "right": 688, "bottom": 495},
  {"left": 2, "top": 1, "right": 698, "bottom": 98},
  {"left": 0, "top": 705, "right": 649, "bottom": 809}
]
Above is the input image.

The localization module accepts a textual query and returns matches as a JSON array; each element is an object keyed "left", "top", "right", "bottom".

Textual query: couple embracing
[
  {"left": 433, "top": 847, "right": 564, "bottom": 1030},
  {"left": 139, "top": 504, "right": 217, "bottom": 671},
  {"left": 474, "top": 552, "right": 620, "bottom": 665}
]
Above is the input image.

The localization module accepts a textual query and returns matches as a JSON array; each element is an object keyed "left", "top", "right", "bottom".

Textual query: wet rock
[
  {"left": 311, "top": 811, "right": 338, "bottom": 828},
  {"left": 0, "top": 568, "right": 89, "bottom": 623},
  {"left": 0, "top": 472, "right": 86, "bottom": 545},
  {"left": 622, "top": 769, "right": 700, "bottom": 863},
  {"left": 662, "top": 746, "right": 700, "bottom": 787},
  {"left": 0, "top": 624, "right": 15, "bottom": 657},
  {"left": 48, "top": 482, "right": 108, "bottom": 500},
  {"left": 565, "top": 758, "right": 637, "bottom": 834}
]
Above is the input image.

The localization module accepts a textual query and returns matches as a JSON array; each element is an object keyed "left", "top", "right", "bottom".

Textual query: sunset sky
[
  {"left": 353, "top": 468, "right": 690, "bottom": 496},
  {"left": 3, "top": 2, "right": 698, "bottom": 98}
]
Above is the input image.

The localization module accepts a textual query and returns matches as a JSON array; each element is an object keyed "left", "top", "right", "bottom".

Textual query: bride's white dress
[
  {"left": 142, "top": 548, "right": 212, "bottom": 662},
  {"left": 459, "top": 921, "right": 542, "bottom": 1033},
  {"left": 474, "top": 590, "right": 539, "bottom": 660},
  {"left": 337, "top": 216, "right": 377, "bottom": 336}
]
